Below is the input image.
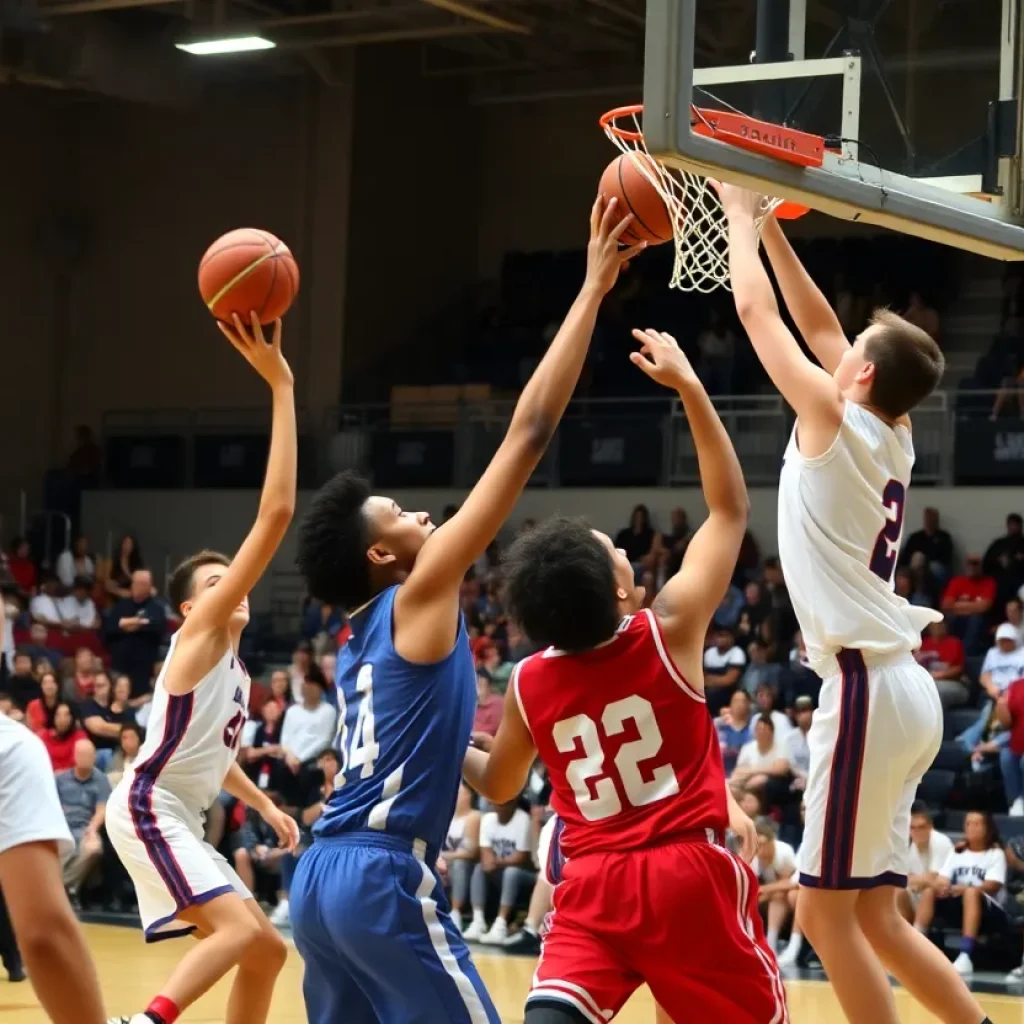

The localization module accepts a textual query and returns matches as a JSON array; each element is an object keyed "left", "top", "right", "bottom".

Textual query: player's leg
[
  {"left": 0, "top": 884, "right": 24, "bottom": 981},
  {"left": 223, "top": 899, "right": 289, "bottom": 1024},
  {"left": 0, "top": 841, "right": 106, "bottom": 1024}
]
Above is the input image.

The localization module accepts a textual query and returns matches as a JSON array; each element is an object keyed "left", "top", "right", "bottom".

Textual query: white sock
[
  {"left": 472, "top": 908, "right": 485, "bottom": 925},
  {"left": 767, "top": 929, "right": 779, "bottom": 951},
  {"left": 788, "top": 931, "right": 803, "bottom": 949}
]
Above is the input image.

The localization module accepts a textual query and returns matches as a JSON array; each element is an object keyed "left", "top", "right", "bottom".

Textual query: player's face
[
  {"left": 186, "top": 562, "right": 250, "bottom": 628},
  {"left": 591, "top": 530, "right": 644, "bottom": 612},
  {"left": 364, "top": 496, "right": 435, "bottom": 575}
]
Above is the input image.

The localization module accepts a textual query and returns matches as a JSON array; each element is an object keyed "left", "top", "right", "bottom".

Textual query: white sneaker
[
  {"left": 450, "top": 909, "right": 463, "bottom": 933},
  {"left": 1011, "top": 797, "right": 1024, "bottom": 817},
  {"left": 461, "top": 917, "right": 486, "bottom": 942},
  {"left": 269, "top": 899, "right": 290, "bottom": 927},
  {"left": 1006, "top": 963, "right": 1024, "bottom": 983},
  {"left": 777, "top": 938, "right": 802, "bottom": 967},
  {"left": 107, "top": 1017, "right": 152, "bottom": 1023},
  {"left": 479, "top": 918, "right": 509, "bottom": 945},
  {"left": 952, "top": 952, "right": 974, "bottom": 975}
]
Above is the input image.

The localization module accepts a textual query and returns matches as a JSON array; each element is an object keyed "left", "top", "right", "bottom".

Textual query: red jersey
[{"left": 514, "top": 609, "right": 727, "bottom": 859}]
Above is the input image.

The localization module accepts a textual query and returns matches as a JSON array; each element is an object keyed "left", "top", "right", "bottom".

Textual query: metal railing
[{"left": 97, "top": 388, "right": 1023, "bottom": 489}]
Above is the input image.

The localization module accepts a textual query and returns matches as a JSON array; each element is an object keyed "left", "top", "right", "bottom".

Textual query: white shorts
[
  {"left": 537, "top": 815, "right": 566, "bottom": 887},
  {"left": 0, "top": 715, "right": 73, "bottom": 859},
  {"left": 800, "top": 651, "right": 942, "bottom": 890},
  {"left": 106, "top": 779, "right": 251, "bottom": 941}
]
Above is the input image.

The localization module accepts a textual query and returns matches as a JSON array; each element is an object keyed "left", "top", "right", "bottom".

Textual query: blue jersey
[{"left": 314, "top": 585, "right": 477, "bottom": 859}]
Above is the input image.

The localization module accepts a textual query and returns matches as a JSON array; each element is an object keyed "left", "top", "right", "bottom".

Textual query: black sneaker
[
  {"left": 5, "top": 960, "right": 26, "bottom": 983},
  {"left": 503, "top": 928, "right": 541, "bottom": 956}
]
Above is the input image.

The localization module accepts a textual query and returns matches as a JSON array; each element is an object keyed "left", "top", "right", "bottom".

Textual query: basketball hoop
[{"left": 599, "top": 104, "right": 820, "bottom": 292}]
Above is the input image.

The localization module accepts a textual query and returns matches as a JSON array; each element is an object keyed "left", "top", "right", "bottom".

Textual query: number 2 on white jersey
[
  {"left": 336, "top": 663, "right": 379, "bottom": 784},
  {"left": 553, "top": 694, "right": 679, "bottom": 822}
]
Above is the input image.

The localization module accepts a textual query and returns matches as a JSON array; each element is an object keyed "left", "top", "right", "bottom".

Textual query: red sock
[{"left": 145, "top": 995, "right": 180, "bottom": 1024}]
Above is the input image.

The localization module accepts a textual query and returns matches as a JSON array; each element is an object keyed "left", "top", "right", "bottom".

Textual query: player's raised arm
[
  {"left": 719, "top": 184, "right": 843, "bottom": 439},
  {"left": 396, "top": 198, "right": 644, "bottom": 647},
  {"left": 760, "top": 217, "right": 850, "bottom": 374},
  {"left": 629, "top": 330, "right": 747, "bottom": 665},
  {"left": 180, "top": 314, "right": 296, "bottom": 635},
  {"left": 462, "top": 674, "right": 537, "bottom": 804}
]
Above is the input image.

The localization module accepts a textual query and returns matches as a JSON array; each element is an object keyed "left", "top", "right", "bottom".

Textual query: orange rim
[{"left": 599, "top": 104, "right": 645, "bottom": 143}]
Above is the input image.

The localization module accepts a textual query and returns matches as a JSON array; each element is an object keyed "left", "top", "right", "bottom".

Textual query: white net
[{"left": 601, "top": 107, "right": 781, "bottom": 293}]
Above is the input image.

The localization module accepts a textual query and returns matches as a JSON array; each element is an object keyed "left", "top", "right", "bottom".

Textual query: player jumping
[
  {"left": 720, "top": 183, "right": 992, "bottom": 1024},
  {"left": 288, "top": 196, "right": 644, "bottom": 1024},
  {"left": 463, "top": 329, "right": 785, "bottom": 1023},
  {"left": 104, "top": 313, "right": 299, "bottom": 1024}
]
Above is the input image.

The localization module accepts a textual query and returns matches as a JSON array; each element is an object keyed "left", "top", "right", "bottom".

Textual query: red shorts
[{"left": 529, "top": 838, "right": 788, "bottom": 1023}]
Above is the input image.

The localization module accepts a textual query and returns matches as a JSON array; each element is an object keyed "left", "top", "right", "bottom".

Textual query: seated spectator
[
  {"left": 751, "top": 817, "right": 797, "bottom": 953},
  {"left": 473, "top": 669, "right": 503, "bottom": 738},
  {"left": 784, "top": 632, "right": 822, "bottom": 708},
  {"left": 907, "top": 551, "right": 941, "bottom": 608},
  {"left": 107, "top": 722, "right": 143, "bottom": 787},
  {"left": 916, "top": 618, "right": 968, "bottom": 708},
  {"left": 981, "top": 623, "right": 1024, "bottom": 700},
  {"left": 6, "top": 538, "right": 36, "bottom": 595},
  {"left": 236, "top": 797, "right": 291, "bottom": 907},
  {"left": 242, "top": 698, "right": 289, "bottom": 795},
  {"left": 715, "top": 689, "right": 754, "bottom": 775},
  {"left": 26, "top": 670, "right": 61, "bottom": 732},
  {"left": 1007, "top": 598, "right": 1024, "bottom": 645},
  {"left": 478, "top": 642, "right": 513, "bottom": 690},
  {"left": 985, "top": 513, "right": 1024, "bottom": 576},
  {"left": 105, "top": 569, "right": 166, "bottom": 698},
  {"left": 656, "top": 507, "right": 691, "bottom": 582},
  {"left": 703, "top": 625, "right": 746, "bottom": 716},
  {"left": 753, "top": 682, "right": 792, "bottom": 739},
  {"left": 463, "top": 799, "right": 535, "bottom": 945},
  {"left": 1, "top": 587, "right": 15, "bottom": 678},
  {"left": 78, "top": 671, "right": 134, "bottom": 772},
  {"left": 59, "top": 576, "right": 101, "bottom": 633},
  {"left": 267, "top": 669, "right": 292, "bottom": 711},
  {"left": 766, "top": 695, "right": 814, "bottom": 813},
  {"left": 55, "top": 738, "right": 111, "bottom": 897},
  {"left": 713, "top": 581, "right": 744, "bottom": 631},
  {"left": 614, "top": 504, "right": 657, "bottom": 581},
  {"left": 736, "top": 582, "right": 771, "bottom": 644},
  {"left": 56, "top": 536, "right": 96, "bottom": 589},
  {"left": 105, "top": 534, "right": 143, "bottom": 603},
  {"left": 280, "top": 672, "right": 337, "bottom": 776},
  {"left": 742, "top": 641, "right": 783, "bottom": 698},
  {"left": 67, "top": 647, "right": 99, "bottom": 701},
  {"left": 4, "top": 650, "right": 37, "bottom": 710},
  {"left": 958, "top": 697, "right": 1010, "bottom": 773},
  {"left": 762, "top": 556, "right": 796, "bottom": 640},
  {"left": 39, "top": 702, "right": 88, "bottom": 772},
  {"left": 731, "top": 715, "right": 788, "bottom": 799},
  {"left": 916, "top": 810, "right": 1009, "bottom": 976},
  {"left": 29, "top": 574, "right": 64, "bottom": 629},
  {"left": 943, "top": 555, "right": 997, "bottom": 655},
  {"left": 900, "top": 802, "right": 954, "bottom": 926},
  {"left": 446, "top": 783, "right": 482, "bottom": 933},
  {"left": 288, "top": 640, "right": 314, "bottom": 704},
  {"left": 302, "top": 599, "right": 344, "bottom": 655},
  {"left": 899, "top": 506, "right": 953, "bottom": 585}
]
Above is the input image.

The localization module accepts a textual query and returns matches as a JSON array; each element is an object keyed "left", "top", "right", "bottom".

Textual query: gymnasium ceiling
[{"left": 0, "top": 0, "right": 1004, "bottom": 107}]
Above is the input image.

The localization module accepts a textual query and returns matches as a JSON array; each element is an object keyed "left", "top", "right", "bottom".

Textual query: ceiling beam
[
  {"left": 261, "top": 4, "right": 424, "bottom": 29},
  {"left": 277, "top": 21, "right": 508, "bottom": 48},
  {"left": 38, "top": 0, "right": 178, "bottom": 16},
  {"left": 420, "top": 0, "right": 530, "bottom": 35}
]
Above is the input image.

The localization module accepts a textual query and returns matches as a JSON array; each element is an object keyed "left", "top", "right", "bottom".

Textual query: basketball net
[{"left": 600, "top": 106, "right": 782, "bottom": 293}]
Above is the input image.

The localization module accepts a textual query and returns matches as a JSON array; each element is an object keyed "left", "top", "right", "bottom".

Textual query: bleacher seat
[
  {"left": 943, "top": 708, "right": 980, "bottom": 742},
  {"left": 917, "top": 769, "right": 956, "bottom": 808},
  {"left": 931, "top": 740, "right": 970, "bottom": 772},
  {"left": 994, "top": 814, "right": 1024, "bottom": 841}
]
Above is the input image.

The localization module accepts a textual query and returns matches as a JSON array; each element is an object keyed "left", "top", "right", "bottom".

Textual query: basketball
[
  {"left": 598, "top": 153, "right": 674, "bottom": 246},
  {"left": 198, "top": 228, "right": 300, "bottom": 325}
]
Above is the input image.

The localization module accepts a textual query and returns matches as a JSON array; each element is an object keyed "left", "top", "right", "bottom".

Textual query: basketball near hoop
[{"left": 597, "top": 153, "right": 674, "bottom": 247}]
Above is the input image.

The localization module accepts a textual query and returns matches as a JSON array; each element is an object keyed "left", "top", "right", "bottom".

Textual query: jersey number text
[
  {"left": 335, "top": 663, "right": 379, "bottom": 785},
  {"left": 223, "top": 710, "right": 245, "bottom": 752},
  {"left": 868, "top": 479, "right": 906, "bottom": 582},
  {"left": 552, "top": 695, "right": 679, "bottom": 822}
]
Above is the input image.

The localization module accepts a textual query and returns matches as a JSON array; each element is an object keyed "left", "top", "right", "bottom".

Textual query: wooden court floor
[{"left": 3, "top": 924, "right": 1024, "bottom": 1022}]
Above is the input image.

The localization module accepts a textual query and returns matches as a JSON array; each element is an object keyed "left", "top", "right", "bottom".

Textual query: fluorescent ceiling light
[{"left": 176, "top": 36, "right": 276, "bottom": 55}]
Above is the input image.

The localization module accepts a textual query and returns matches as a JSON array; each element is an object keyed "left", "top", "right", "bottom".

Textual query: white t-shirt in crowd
[
  {"left": 981, "top": 645, "right": 1024, "bottom": 692},
  {"left": 1, "top": 605, "right": 14, "bottom": 672},
  {"left": 784, "top": 727, "right": 811, "bottom": 776},
  {"left": 753, "top": 839, "right": 797, "bottom": 884},
  {"left": 907, "top": 829, "right": 954, "bottom": 877},
  {"left": 479, "top": 807, "right": 532, "bottom": 861},
  {"left": 29, "top": 594, "right": 62, "bottom": 625},
  {"left": 55, "top": 551, "right": 95, "bottom": 589},
  {"left": 58, "top": 595, "right": 97, "bottom": 628},
  {"left": 940, "top": 847, "right": 1007, "bottom": 889},
  {"left": 735, "top": 738, "right": 784, "bottom": 773},
  {"left": 280, "top": 701, "right": 338, "bottom": 764},
  {"left": 704, "top": 645, "right": 746, "bottom": 675}
]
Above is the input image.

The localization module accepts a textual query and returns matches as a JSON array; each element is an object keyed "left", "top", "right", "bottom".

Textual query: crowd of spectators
[{"left": 9, "top": 496, "right": 1024, "bottom": 976}]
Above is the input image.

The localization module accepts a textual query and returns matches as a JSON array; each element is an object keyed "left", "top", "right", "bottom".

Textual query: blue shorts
[{"left": 289, "top": 833, "right": 500, "bottom": 1024}]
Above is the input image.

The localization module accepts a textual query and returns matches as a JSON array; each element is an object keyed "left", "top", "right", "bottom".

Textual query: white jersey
[
  {"left": 118, "top": 631, "right": 250, "bottom": 815},
  {"left": 778, "top": 401, "right": 941, "bottom": 676}
]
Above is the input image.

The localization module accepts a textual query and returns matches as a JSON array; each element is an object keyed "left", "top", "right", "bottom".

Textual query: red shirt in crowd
[
  {"left": 473, "top": 693, "right": 504, "bottom": 737},
  {"left": 1007, "top": 680, "right": 1024, "bottom": 755},
  {"left": 917, "top": 634, "right": 965, "bottom": 675},
  {"left": 943, "top": 575, "right": 997, "bottom": 608},
  {"left": 8, "top": 556, "right": 36, "bottom": 594},
  {"left": 39, "top": 727, "right": 88, "bottom": 772}
]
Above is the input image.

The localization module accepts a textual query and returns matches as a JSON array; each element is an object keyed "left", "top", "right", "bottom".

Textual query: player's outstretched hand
[
  {"left": 709, "top": 179, "right": 764, "bottom": 222},
  {"left": 728, "top": 800, "right": 758, "bottom": 864},
  {"left": 629, "top": 328, "right": 700, "bottom": 391},
  {"left": 218, "top": 312, "right": 294, "bottom": 389},
  {"left": 585, "top": 194, "right": 647, "bottom": 295},
  {"left": 262, "top": 804, "right": 300, "bottom": 852}
]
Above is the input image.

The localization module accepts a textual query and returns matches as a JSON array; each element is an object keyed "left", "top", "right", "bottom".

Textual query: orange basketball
[
  {"left": 198, "top": 228, "right": 300, "bottom": 325},
  {"left": 598, "top": 153, "right": 674, "bottom": 246}
]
